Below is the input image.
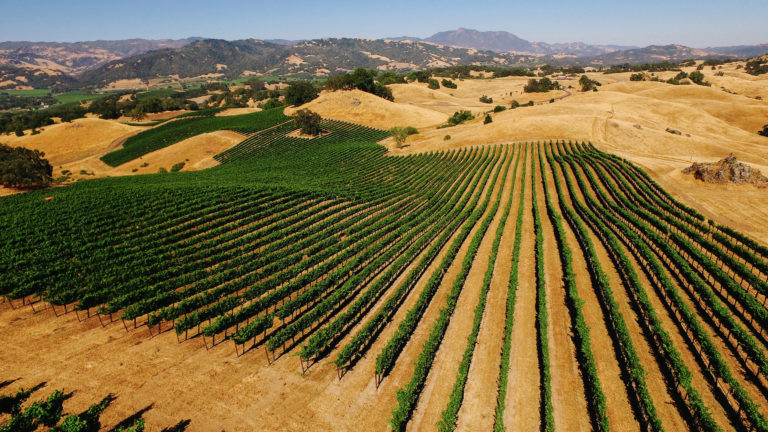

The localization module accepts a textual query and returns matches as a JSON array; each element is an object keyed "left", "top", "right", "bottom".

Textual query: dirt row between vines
[
  {"left": 575, "top": 159, "right": 737, "bottom": 430},
  {"left": 554, "top": 154, "right": 689, "bottom": 431},
  {"left": 407, "top": 146, "right": 516, "bottom": 430}
]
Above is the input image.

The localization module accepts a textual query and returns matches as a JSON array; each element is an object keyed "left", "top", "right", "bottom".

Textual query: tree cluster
[
  {"left": 524, "top": 78, "right": 560, "bottom": 93},
  {"left": 324, "top": 68, "right": 394, "bottom": 101},
  {"left": 295, "top": 109, "right": 322, "bottom": 136},
  {"left": 579, "top": 75, "right": 601, "bottom": 92},
  {"left": 441, "top": 79, "right": 457, "bottom": 89},
  {"left": 0, "top": 143, "right": 53, "bottom": 187},
  {"left": 745, "top": 59, "right": 768, "bottom": 76},
  {"left": 446, "top": 110, "right": 474, "bottom": 126},
  {"left": 285, "top": 81, "right": 320, "bottom": 106},
  {"left": 604, "top": 61, "right": 681, "bottom": 74}
]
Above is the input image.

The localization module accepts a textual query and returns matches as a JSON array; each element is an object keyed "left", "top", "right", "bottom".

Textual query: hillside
[
  {"left": 0, "top": 38, "right": 199, "bottom": 75},
  {"left": 585, "top": 44, "right": 732, "bottom": 66},
  {"left": 0, "top": 63, "right": 74, "bottom": 89},
  {"left": 73, "top": 38, "right": 535, "bottom": 88},
  {"left": 284, "top": 89, "right": 446, "bottom": 129}
]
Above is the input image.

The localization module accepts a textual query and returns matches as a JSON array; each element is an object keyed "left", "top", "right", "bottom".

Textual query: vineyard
[{"left": 2, "top": 118, "right": 768, "bottom": 431}]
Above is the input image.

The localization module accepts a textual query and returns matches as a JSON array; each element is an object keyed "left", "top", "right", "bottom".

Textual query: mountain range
[
  {"left": 0, "top": 29, "right": 766, "bottom": 90},
  {"left": 0, "top": 38, "right": 200, "bottom": 75}
]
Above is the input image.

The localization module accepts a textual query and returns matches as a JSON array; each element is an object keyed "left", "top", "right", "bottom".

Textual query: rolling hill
[{"left": 0, "top": 38, "right": 199, "bottom": 75}]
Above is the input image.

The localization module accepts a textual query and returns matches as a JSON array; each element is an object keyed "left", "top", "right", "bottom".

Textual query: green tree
[
  {"left": 441, "top": 79, "right": 457, "bottom": 89},
  {"left": 0, "top": 143, "right": 53, "bottom": 187},
  {"left": 284, "top": 81, "right": 319, "bottom": 106},
  {"left": 689, "top": 70, "right": 705, "bottom": 85},
  {"left": 524, "top": 78, "right": 559, "bottom": 93},
  {"left": 129, "top": 106, "right": 147, "bottom": 122},
  {"left": 389, "top": 127, "right": 409, "bottom": 148},
  {"left": 427, "top": 79, "right": 440, "bottom": 90},
  {"left": 759, "top": 124, "right": 768, "bottom": 137},
  {"left": 447, "top": 110, "right": 474, "bottom": 126},
  {"left": 579, "top": 75, "right": 601, "bottom": 92},
  {"left": 295, "top": 109, "right": 322, "bottom": 136},
  {"left": 246, "top": 77, "right": 266, "bottom": 90},
  {"left": 484, "top": 114, "right": 493, "bottom": 124}
]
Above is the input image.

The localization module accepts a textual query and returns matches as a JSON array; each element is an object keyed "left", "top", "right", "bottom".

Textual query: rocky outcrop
[{"left": 683, "top": 154, "right": 768, "bottom": 187}]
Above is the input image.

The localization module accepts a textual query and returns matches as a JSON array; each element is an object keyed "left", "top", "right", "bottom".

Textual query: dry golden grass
[
  {"left": 285, "top": 89, "right": 446, "bottom": 129},
  {"left": 215, "top": 107, "right": 262, "bottom": 116},
  {"left": 1, "top": 118, "right": 145, "bottom": 167}
]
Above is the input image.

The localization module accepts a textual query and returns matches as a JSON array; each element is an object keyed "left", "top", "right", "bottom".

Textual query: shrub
[
  {"left": 479, "top": 95, "right": 493, "bottom": 104},
  {"left": 443, "top": 134, "right": 451, "bottom": 140},
  {"left": 759, "top": 125, "right": 768, "bottom": 137},
  {"left": 447, "top": 110, "right": 474, "bottom": 126},
  {"left": 510, "top": 100, "right": 520, "bottom": 109},
  {"left": 404, "top": 126, "right": 419, "bottom": 135},
  {"left": 157, "top": 167, "right": 168, "bottom": 174},
  {"left": 295, "top": 109, "right": 322, "bottom": 136},
  {"left": 0, "top": 143, "right": 52, "bottom": 187},
  {"left": 427, "top": 79, "right": 440, "bottom": 90},
  {"left": 483, "top": 114, "right": 493, "bottom": 124},
  {"left": 441, "top": 79, "right": 457, "bottom": 89},
  {"left": 630, "top": 73, "right": 645, "bottom": 81},
  {"left": 170, "top": 162, "right": 185, "bottom": 172},
  {"left": 493, "top": 105, "right": 506, "bottom": 113},
  {"left": 284, "top": 81, "right": 319, "bottom": 106}
]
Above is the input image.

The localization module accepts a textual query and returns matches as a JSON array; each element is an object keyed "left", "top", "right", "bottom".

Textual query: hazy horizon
[{"left": 1, "top": 0, "right": 766, "bottom": 48}]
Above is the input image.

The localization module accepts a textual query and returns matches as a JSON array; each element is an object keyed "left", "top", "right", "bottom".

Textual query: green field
[
  {"left": 54, "top": 90, "right": 118, "bottom": 104},
  {"left": 101, "top": 107, "right": 289, "bottom": 166},
  {"left": 1, "top": 89, "right": 51, "bottom": 97}
]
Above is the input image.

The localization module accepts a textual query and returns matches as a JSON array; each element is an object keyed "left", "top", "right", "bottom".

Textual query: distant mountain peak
[{"left": 423, "top": 28, "right": 634, "bottom": 56}]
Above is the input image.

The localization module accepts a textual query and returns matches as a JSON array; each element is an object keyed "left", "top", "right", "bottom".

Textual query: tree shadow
[
  {"left": 161, "top": 419, "right": 192, "bottom": 432},
  {"left": 107, "top": 404, "right": 154, "bottom": 432},
  {"left": 77, "top": 393, "right": 117, "bottom": 416},
  {"left": 0, "top": 378, "right": 20, "bottom": 391}
]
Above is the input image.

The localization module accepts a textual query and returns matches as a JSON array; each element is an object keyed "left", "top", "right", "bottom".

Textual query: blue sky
[{"left": 1, "top": 0, "right": 765, "bottom": 47}]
